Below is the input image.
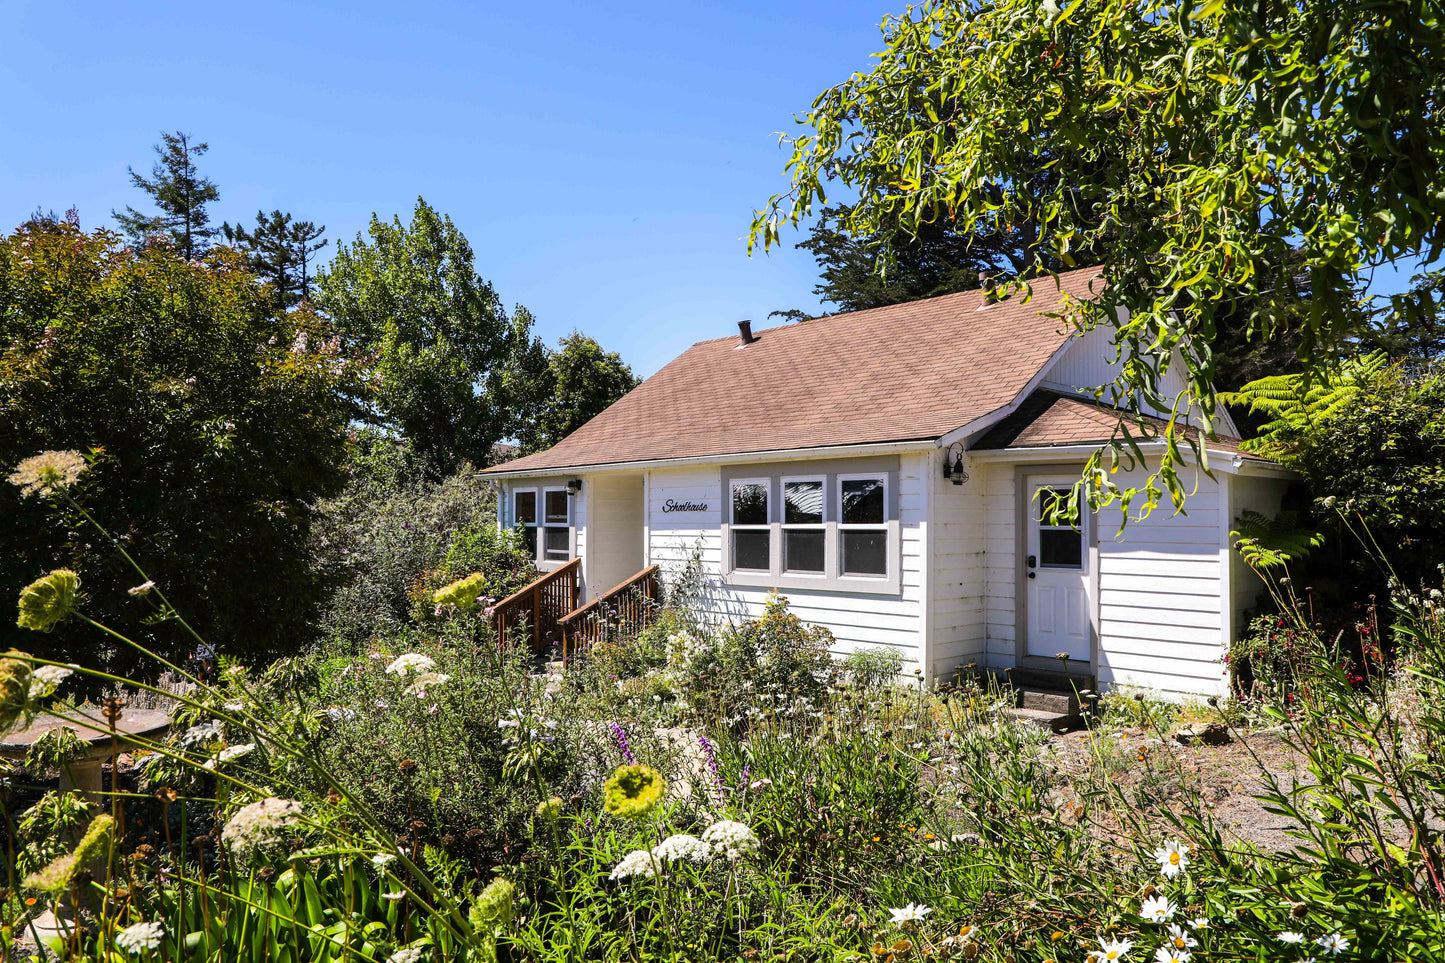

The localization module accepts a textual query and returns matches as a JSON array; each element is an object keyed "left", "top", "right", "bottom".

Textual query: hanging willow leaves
[{"left": 751, "top": 0, "right": 1445, "bottom": 515}]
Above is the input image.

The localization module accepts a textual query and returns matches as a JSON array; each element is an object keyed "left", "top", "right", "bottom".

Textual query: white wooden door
[{"left": 1025, "top": 476, "right": 1091, "bottom": 661}]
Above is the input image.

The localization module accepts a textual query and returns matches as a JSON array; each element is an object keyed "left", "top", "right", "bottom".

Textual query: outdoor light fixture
[
  {"left": 566, "top": 478, "right": 583, "bottom": 495},
  {"left": 942, "top": 443, "right": 969, "bottom": 485}
]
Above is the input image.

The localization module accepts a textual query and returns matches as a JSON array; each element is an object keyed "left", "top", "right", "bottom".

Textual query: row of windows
[
  {"left": 513, "top": 488, "right": 571, "bottom": 562},
  {"left": 729, "top": 474, "right": 888, "bottom": 578}
]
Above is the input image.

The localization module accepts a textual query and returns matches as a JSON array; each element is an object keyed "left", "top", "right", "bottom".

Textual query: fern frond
[
  {"left": 1221, "top": 352, "right": 1390, "bottom": 464},
  {"left": 1230, "top": 509, "right": 1325, "bottom": 571}
]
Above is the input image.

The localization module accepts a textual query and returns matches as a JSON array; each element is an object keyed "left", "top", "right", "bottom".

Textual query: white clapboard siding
[
  {"left": 1044, "top": 328, "right": 1196, "bottom": 424},
  {"left": 929, "top": 450, "right": 988, "bottom": 674},
  {"left": 645, "top": 458, "right": 928, "bottom": 673}
]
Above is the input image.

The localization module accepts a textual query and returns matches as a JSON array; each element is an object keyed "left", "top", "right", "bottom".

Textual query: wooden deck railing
[
  {"left": 557, "top": 564, "right": 661, "bottom": 660},
  {"left": 490, "top": 558, "right": 581, "bottom": 655}
]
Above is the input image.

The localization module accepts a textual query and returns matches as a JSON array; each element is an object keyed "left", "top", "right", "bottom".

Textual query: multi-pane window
[
  {"left": 839, "top": 476, "right": 887, "bottom": 576},
  {"left": 782, "top": 478, "right": 825, "bottom": 573},
  {"left": 513, "top": 487, "right": 572, "bottom": 564},
  {"left": 730, "top": 480, "right": 770, "bottom": 571},
  {"left": 1036, "top": 487, "right": 1083, "bottom": 570},
  {"left": 543, "top": 488, "right": 571, "bottom": 561},
  {"left": 513, "top": 490, "right": 538, "bottom": 558}
]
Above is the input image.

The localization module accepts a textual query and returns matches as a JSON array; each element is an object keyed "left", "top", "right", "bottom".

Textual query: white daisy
[
  {"left": 1141, "top": 895, "right": 1176, "bottom": 923},
  {"left": 1278, "top": 932, "right": 1306, "bottom": 944},
  {"left": 1315, "top": 933, "right": 1349, "bottom": 955},
  {"left": 1153, "top": 840, "right": 1190, "bottom": 878},
  {"left": 888, "top": 903, "right": 931, "bottom": 924},
  {"left": 1152, "top": 948, "right": 1190, "bottom": 963},
  {"left": 1164, "top": 923, "right": 1198, "bottom": 950},
  {"left": 1095, "top": 937, "right": 1134, "bottom": 961}
]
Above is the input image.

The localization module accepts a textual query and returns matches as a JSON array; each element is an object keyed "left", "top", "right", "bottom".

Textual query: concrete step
[{"left": 1006, "top": 706, "right": 1081, "bottom": 733}]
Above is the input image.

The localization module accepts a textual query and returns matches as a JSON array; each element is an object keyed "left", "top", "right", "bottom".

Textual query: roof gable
[{"left": 489, "top": 267, "right": 1106, "bottom": 474}]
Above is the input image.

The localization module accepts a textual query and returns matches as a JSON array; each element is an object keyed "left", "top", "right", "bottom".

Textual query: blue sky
[
  {"left": 0, "top": 0, "right": 903, "bottom": 377},
  {"left": 0, "top": 1, "right": 1423, "bottom": 380}
]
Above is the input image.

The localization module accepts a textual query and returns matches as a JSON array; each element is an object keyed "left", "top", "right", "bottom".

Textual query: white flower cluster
[
  {"left": 651, "top": 833, "right": 713, "bottom": 864},
  {"left": 609, "top": 849, "right": 657, "bottom": 880},
  {"left": 404, "top": 671, "right": 451, "bottom": 698},
  {"left": 180, "top": 721, "right": 224, "bottom": 748},
  {"left": 221, "top": 797, "right": 304, "bottom": 860},
  {"left": 386, "top": 653, "right": 436, "bottom": 677},
  {"left": 700, "top": 819, "right": 759, "bottom": 859},
  {"left": 114, "top": 920, "right": 165, "bottom": 954}
]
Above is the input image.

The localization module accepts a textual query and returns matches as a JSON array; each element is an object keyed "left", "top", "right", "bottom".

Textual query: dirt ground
[{"left": 1042, "top": 723, "right": 1311, "bottom": 852}]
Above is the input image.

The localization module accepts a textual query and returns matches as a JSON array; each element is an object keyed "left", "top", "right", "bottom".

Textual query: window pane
[
  {"left": 1034, "top": 487, "right": 1075, "bottom": 524},
  {"left": 783, "top": 529, "right": 825, "bottom": 573},
  {"left": 841, "top": 478, "right": 884, "bottom": 524},
  {"left": 783, "top": 480, "right": 823, "bottom": 524},
  {"left": 732, "top": 529, "right": 770, "bottom": 571},
  {"left": 544, "top": 526, "right": 571, "bottom": 560},
  {"left": 732, "top": 483, "right": 768, "bottom": 525},
  {"left": 514, "top": 490, "right": 537, "bottom": 525},
  {"left": 520, "top": 525, "right": 537, "bottom": 557},
  {"left": 1039, "top": 528, "right": 1083, "bottom": 569},
  {"left": 545, "top": 489, "right": 569, "bottom": 524},
  {"left": 842, "top": 531, "right": 887, "bottom": 576}
]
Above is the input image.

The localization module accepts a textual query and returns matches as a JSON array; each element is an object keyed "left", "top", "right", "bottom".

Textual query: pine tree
[
  {"left": 222, "top": 211, "right": 328, "bottom": 310},
  {"left": 113, "top": 131, "right": 220, "bottom": 259}
]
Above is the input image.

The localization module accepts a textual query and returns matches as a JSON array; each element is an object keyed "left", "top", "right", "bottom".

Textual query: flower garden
[{"left": 2, "top": 450, "right": 1444, "bottom": 962}]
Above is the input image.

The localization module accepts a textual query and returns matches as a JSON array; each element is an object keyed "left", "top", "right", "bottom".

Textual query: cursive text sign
[{"left": 661, "top": 499, "right": 709, "bottom": 513}]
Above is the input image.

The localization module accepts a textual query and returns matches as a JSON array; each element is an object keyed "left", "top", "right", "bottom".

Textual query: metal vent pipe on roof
[
  {"left": 979, "top": 270, "right": 997, "bottom": 303},
  {"left": 738, "top": 319, "right": 759, "bottom": 345}
]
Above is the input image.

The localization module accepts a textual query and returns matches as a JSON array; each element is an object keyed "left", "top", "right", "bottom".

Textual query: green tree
[
  {"left": 113, "top": 131, "right": 221, "bottom": 258},
  {"left": 223, "top": 210, "right": 329, "bottom": 310},
  {"left": 316, "top": 198, "right": 515, "bottom": 475},
  {"left": 752, "top": 0, "right": 1445, "bottom": 511},
  {"left": 1, "top": 221, "right": 355, "bottom": 679},
  {"left": 526, "top": 331, "right": 639, "bottom": 454}
]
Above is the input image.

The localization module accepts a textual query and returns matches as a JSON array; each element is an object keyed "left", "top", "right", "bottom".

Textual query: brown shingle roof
[
  {"left": 972, "top": 389, "right": 1252, "bottom": 456},
  {"left": 486, "top": 268, "right": 1106, "bottom": 474}
]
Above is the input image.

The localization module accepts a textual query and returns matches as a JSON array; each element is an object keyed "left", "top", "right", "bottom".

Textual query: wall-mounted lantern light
[
  {"left": 566, "top": 478, "right": 583, "bottom": 496},
  {"left": 942, "top": 443, "right": 969, "bottom": 485}
]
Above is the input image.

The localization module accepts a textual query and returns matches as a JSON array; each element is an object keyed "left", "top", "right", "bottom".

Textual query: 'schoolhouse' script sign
[{"left": 661, "top": 499, "right": 709, "bottom": 513}]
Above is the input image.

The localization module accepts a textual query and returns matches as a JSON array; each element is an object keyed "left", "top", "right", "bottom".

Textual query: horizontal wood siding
[
  {"left": 930, "top": 451, "right": 987, "bottom": 676},
  {"left": 1095, "top": 472, "right": 1229, "bottom": 697},
  {"left": 1043, "top": 329, "right": 1192, "bottom": 422},
  {"left": 982, "top": 463, "right": 1018, "bottom": 663},
  {"left": 647, "top": 457, "right": 927, "bottom": 673}
]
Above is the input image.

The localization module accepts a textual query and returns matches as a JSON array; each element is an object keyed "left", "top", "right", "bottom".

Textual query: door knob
[
  {"left": 1027, "top": 571, "right": 1036, "bottom": 579},
  {"left": 1027, "top": 554, "right": 1037, "bottom": 569}
]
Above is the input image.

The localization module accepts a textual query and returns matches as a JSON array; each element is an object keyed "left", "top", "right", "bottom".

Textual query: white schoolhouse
[{"left": 481, "top": 268, "right": 1291, "bottom": 697}]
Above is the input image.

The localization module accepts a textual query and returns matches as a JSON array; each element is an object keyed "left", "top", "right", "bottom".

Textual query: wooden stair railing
[
  {"left": 557, "top": 564, "right": 661, "bottom": 660},
  {"left": 490, "top": 558, "right": 581, "bottom": 655}
]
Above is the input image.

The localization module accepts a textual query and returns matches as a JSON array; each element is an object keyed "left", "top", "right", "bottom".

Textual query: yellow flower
[
  {"left": 603, "top": 764, "right": 664, "bottom": 820},
  {"left": 433, "top": 572, "right": 487, "bottom": 611},
  {"left": 17, "top": 569, "right": 82, "bottom": 633},
  {"left": 536, "top": 797, "right": 563, "bottom": 821},
  {"left": 7, "top": 450, "right": 87, "bottom": 498},
  {"left": 470, "top": 877, "right": 515, "bottom": 928}
]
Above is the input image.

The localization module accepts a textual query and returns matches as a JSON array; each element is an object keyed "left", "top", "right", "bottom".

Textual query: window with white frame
[
  {"left": 838, "top": 475, "right": 888, "bottom": 576},
  {"left": 730, "top": 479, "right": 770, "bottom": 571},
  {"left": 542, "top": 488, "right": 572, "bottom": 561},
  {"left": 782, "top": 476, "right": 825, "bottom": 574},
  {"left": 513, "top": 489, "right": 538, "bottom": 558}
]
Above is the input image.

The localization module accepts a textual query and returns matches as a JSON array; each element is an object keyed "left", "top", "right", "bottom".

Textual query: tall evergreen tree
[
  {"left": 222, "top": 211, "right": 328, "bottom": 310},
  {"left": 113, "top": 131, "right": 220, "bottom": 258}
]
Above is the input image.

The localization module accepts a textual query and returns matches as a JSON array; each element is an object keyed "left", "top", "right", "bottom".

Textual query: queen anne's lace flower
[
  {"left": 221, "top": 798, "right": 304, "bottom": 860},
  {"left": 8, "top": 450, "right": 86, "bottom": 498},
  {"left": 603, "top": 764, "right": 664, "bottom": 819},
  {"left": 0, "top": 654, "right": 34, "bottom": 736},
  {"left": 701, "top": 819, "right": 759, "bottom": 859},
  {"left": 16, "top": 569, "right": 81, "bottom": 633},
  {"left": 32, "top": 664, "right": 73, "bottom": 687},
  {"left": 388, "top": 950, "right": 423, "bottom": 963},
  {"left": 609, "top": 849, "right": 657, "bottom": 880},
  {"left": 114, "top": 920, "right": 165, "bottom": 954},
  {"left": 404, "top": 671, "right": 451, "bottom": 697},
  {"left": 651, "top": 833, "right": 713, "bottom": 864},
  {"left": 386, "top": 653, "right": 436, "bottom": 677}
]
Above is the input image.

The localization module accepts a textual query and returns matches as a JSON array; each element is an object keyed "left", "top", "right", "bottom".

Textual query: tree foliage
[
  {"left": 113, "top": 131, "right": 221, "bottom": 259},
  {"left": 223, "top": 210, "right": 328, "bottom": 310},
  {"left": 753, "top": 0, "right": 1445, "bottom": 512},
  {"left": 1, "top": 221, "right": 356, "bottom": 678},
  {"left": 316, "top": 197, "right": 518, "bottom": 475},
  {"left": 509, "top": 330, "right": 639, "bottom": 455}
]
